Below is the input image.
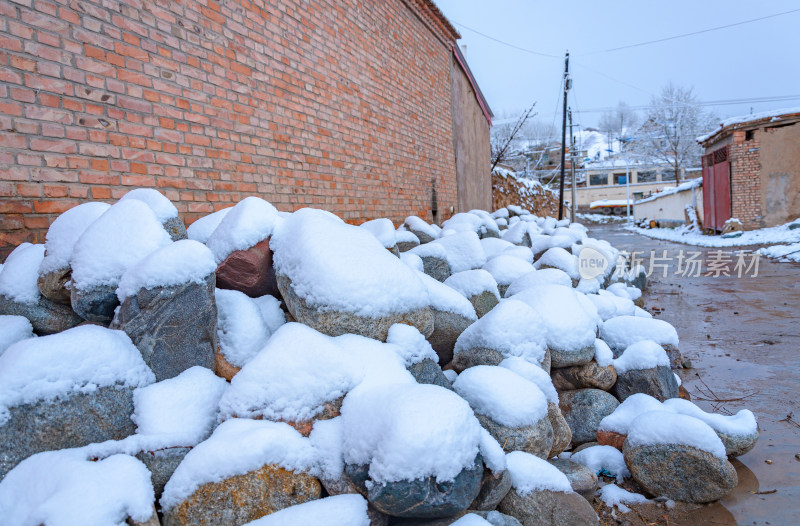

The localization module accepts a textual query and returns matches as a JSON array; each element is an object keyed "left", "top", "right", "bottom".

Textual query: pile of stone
[{"left": 0, "top": 192, "right": 759, "bottom": 526}]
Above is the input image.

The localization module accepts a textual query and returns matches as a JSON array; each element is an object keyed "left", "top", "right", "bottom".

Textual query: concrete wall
[
  {"left": 449, "top": 54, "right": 491, "bottom": 213},
  {"left": 634, "top": 187, "right": 704, "bottom": 224},
  {"left": 0, "top": 0, "right": 478, "bottom": 257},
  {"left": 759, "top": 122, "right": 800, "bottom": 227}
]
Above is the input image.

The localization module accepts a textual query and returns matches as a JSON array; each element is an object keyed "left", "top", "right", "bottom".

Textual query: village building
[
  {"left": 698, "top": 108, "right": 800, "bottom": 231},
  {"left": 0, "top": 0, "right": 492, "bottom": 257}
]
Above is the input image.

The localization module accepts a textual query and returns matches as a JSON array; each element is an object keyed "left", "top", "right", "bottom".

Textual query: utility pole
[
  {"left": 558, "top": 51, "right": 570, "bottom": 220},
  {"left": 569, "top": 109, "right": 577, "bottom": 223}
]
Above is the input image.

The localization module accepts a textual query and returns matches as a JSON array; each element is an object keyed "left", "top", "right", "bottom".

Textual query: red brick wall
[
  {"left": 729, "top": 129, "right": 763, "bottom": 229},
  {"left": 0, "top": 0, "right": 464, "bottom": 258}
]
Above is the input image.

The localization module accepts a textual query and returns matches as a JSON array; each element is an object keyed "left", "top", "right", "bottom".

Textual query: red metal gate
[{"left": 702, "top": 146, "right": 731, "bottom": 231}]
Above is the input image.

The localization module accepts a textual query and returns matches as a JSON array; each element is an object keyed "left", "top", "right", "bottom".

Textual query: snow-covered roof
[
  {"left": 634, "top": 177, "right": 702, "bottom": 205},
  {"left": 697, "top": 106, "right": 800, "bottom": 144}
]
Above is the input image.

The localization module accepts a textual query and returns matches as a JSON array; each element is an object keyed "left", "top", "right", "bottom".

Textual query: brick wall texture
[
  {"left": 0, "top": 0, "right": 485, "bottom": 258},
  {"left": 729, "top": 130, "right": 762, "bottom": 229}
]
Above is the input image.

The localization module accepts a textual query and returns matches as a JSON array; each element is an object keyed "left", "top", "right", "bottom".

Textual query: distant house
[{"left": 698, "top": 108, "right": 800, "bottom": 231}]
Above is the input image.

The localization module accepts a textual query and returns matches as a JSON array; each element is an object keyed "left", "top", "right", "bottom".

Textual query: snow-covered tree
[
  {"left": 633, "top": 84, "right": 716, "bottom": 185},
  {"left": 598, "top": 101, "right": 639, "bottom": 145},
  {"left": 490, "top": 103, "right": 537, "bottom": 171}
]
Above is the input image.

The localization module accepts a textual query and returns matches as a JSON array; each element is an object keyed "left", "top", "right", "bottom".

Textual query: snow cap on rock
[
  {"left": 205, "top": 196, "right": 279, "bottom": 263},
  {"left": 116, "top": 240, "right": 216, "bottom": 301},
  {"left": 243, "top": 494, "right": 370, "bottom": 526},
  {"left": 0, "top": 243, "right": 45, "bottom": 304},
  {"left": 505, "top": 451, "right": 572, "bottom": 495},
  {"left": 271, "top": 208, "right": 429, "bottom": 317},
  {"left": 186, "top": 207, "right": 232, "bottom": 243},
  {"left": 160, "top": 419, "right": 319, "bottom": 511},
  {"left": 0, "top": 325, "right": 155, "bottom": 425},
  {"left": 215, "top": 288, "right": 271, "bottom": 369},
  {"left": 38, "top": 202, "right": 111, "bottom": 275},
  {"left": 626, "top": 411, "right": 727, "bottom": 459},
  {"left": 0, "top": 315, "right": 34, "bottom": 357},
  {"left": 600, "top": 315, "right": 679, "bottom": 351},
  {"left": 120, "top": 188, "right": 178, "bottom": 222},
  {"left": 70, "top": 199, "right": 172, "bottom": 291},
  {"left": 613, "top": 340, "right": 670, "bottom": 373},
  {"left": 386, "top": 323, "right": 439, "bottom": 366},
  {"left": 453, "top": 365, "right": 548, "bottom": 428}
]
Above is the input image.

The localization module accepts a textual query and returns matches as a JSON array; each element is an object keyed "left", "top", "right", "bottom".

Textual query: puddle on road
[{"left": 589, "top": 223, "right": 800, "bottom": 525}]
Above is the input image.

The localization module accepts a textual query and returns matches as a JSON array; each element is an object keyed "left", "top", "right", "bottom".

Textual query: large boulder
[
  {"left": 35, "top": 201, "right": 111, "bottom": 304},
  {"left": 551, "top": 360, "right": 617, "bottom": 391},
  {"left": 453, "top": 366, "right": 553, "bottom": 458},
  {"left": 367, "top": 455, "right": 483, "bottom": 518},
  {"left": 70, "top": 199, "right": 173, "bottom": 322},
  {"left": 0, "top": 325, "right": 154, "bottom": 479},
  {"left": 111, "top": 240, "right": 219, "bottom": 381},
  {"left": 612, "top": 341, "right": 679, "bottom": 402},
  {"left": 206, "top": 197, "right": 281, "bottom": 299},
  {"left": 444, "top": 270, "right": 500, "bottom": 318},
  {"left": 498, "top": 452, "right": 598, "bottom": 526},
  {"left": 272, "top": 209, "right": 433, "bottom": 341},
  {"left": 415, "top": 272, "right": 477, "bottom": 365},
  {"left": 215, "top": 238, "right": 280, "bottom": 298},
  {"left": 547, "top": 459, "right": 597, "bottom": 501},
  {"left": 0, "top": 243, "right": 83, "bottom": 334},
  {"left": 623, "top": 412, "right": 737, "bottom": 503},
  {"left": 452, "top": 300, "right": 548, "bottom": 374},
  {"left": 161, "top": 420, "right": 322, "bottom": 526},
  {"left": 558, "top": 389, "right": 620, "bottom": 446}
]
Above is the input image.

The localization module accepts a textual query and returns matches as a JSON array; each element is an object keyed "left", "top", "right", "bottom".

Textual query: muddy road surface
[{"left": 590, "top": 222, "right": 800, "bottom": 526}]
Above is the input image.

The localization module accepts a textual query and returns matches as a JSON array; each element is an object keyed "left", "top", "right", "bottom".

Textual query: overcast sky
[{"left": 434, "top": 1, "right": 800, "bottom": 132}]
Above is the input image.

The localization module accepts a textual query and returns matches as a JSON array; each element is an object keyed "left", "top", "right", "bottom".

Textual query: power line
[
  {"left": 582, "top": 7, "right": 800, "bottom": 55},
  {"left": 573, "top": 94, "right": 800, "bottom": 114},
  {"left": 450, "top": 21, "right": 561, "bottom": 58}
]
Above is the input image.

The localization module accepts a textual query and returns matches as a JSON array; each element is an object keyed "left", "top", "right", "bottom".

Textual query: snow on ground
[
  {"left": 0, "top": 449, "right": 155, "bottom": 526},
  {"left": 758, "top": 242, "right": 800, "bottom": 262},
  {"left": 599, "top": 484, "right": 649, "bottom": 513},
  {"left": 244, "top": 494, "right": 370, "bottom": 526},
  {"left": 627, "top": 219, "right": 800, "bottom": 248},
  {"left": 576, "top": 213, "right": 627, "bottom": 224},
  {"left": 505, "top": 451, "right": 572, "bottom": 495}
]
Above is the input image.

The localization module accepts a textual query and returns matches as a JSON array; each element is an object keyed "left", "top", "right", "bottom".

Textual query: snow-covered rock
[
  {"left": 445, "top": 269, "right": 500, "bottom": 318},
  {"left": 272, "top": 208, "right": 433, "bottom": 341},
  {"left": 121, "top": 188, "right": 187, "bottom": 241}
]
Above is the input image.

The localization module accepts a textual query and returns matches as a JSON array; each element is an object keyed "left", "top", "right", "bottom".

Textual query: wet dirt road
[{"left": 591, "top": 222, "right": 800, "bottom": 526}]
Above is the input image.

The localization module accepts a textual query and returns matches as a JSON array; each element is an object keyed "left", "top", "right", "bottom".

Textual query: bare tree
[
  {"left": 633, "top": 83, "right": 715, "bottom": 185},
  {"left": 490, "top": 103, "right": 537, "bottom": 171},
  {"left": 598, "top": 101, "right": 639, "bottom": 145}
]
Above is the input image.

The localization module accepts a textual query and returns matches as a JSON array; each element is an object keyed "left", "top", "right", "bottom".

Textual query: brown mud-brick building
[
  {"left": 0, "top": 0, "right": 493, "bottom": 258},
  {"left": 698, "top": 109, "right": 800, "bottom": 231}
]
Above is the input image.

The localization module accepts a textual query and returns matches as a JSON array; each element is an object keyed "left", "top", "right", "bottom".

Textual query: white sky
[{"left": 434, "top": 1, "right": 800, "bottom": 132}]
